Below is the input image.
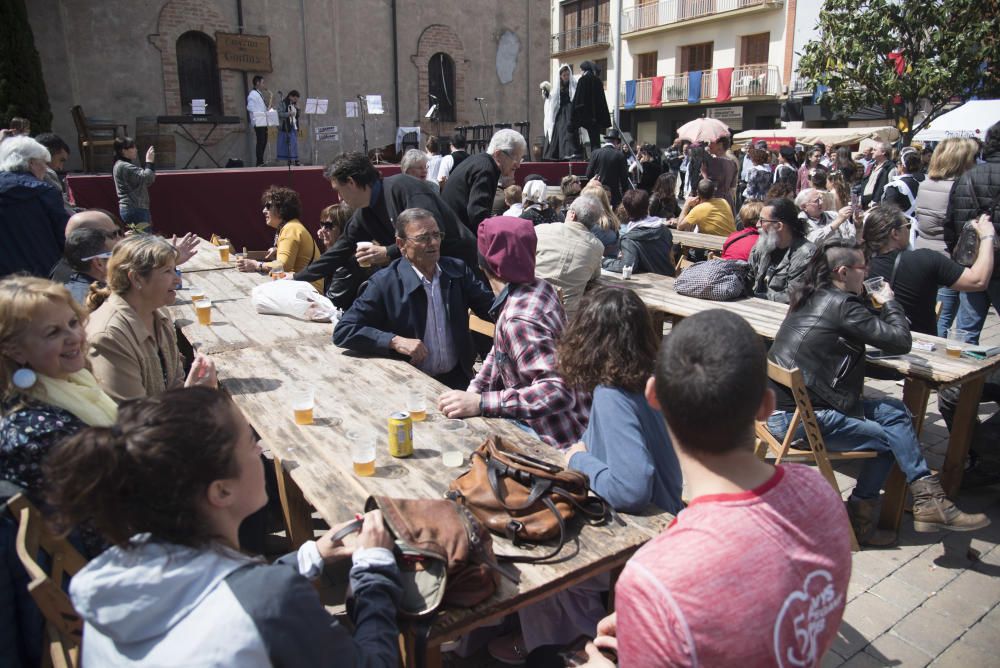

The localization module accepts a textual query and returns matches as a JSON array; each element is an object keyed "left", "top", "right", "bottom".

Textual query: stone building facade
[{"left": 28, "top": 0, "right": 548, "bottom": 171}]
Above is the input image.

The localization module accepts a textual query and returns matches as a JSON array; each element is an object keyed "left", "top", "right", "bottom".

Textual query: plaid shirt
[{"left": 471, "top": 280, "right": 588, "bottom": 449}]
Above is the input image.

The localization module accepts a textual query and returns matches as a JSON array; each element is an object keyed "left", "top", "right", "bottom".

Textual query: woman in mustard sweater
[{"left": 236, "top": 186, "right": 322, "bottom": 290}]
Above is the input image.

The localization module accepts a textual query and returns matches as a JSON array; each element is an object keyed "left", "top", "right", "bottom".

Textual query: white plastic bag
[{"left": 251, "top": 280, "right": 341, "bottom": 322}]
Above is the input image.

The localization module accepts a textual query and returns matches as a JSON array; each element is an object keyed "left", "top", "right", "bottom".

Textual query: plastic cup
[
  {"left": 190, "top": 289, "right": 206, "bottom": 302},
  {"left": 406, "top": 384, "right": 427, "bottom": 422},
  {"left": 622, "top": 264, "right": 634, "bottom": 280},
  {"left": 442, "top": 450, "right": 464, "bottom": 468},
  {"left": 291, "top": 386, "right": 315, "bottom": 425},
  {"left": 269, "top": 263, "right": 286, "bottom": 280},
  {"left": 946, "top": 329, "right": 972, "bottom": 358},
  {"left": 195, "top": 299, "right": 212, "bottom": 325},
  {"left": 357, "top": 241, "right": 374, "bottom": 268},
  {"left": 218, "top": 244, "right": 231, "bottom": 263},
  {"left": 348, "top": 430, "right": 376, "bottom": 476}
]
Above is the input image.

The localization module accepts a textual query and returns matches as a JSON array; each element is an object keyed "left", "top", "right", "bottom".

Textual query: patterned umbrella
[{"left": 676, "top": 117, "right": 731, "bottom": 144}]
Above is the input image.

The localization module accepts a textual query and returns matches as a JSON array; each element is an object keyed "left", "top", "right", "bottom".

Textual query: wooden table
[
  {"left": 177, "top": 238, "right": 235, "bottom": 273},
  {"left": 168, "top": 267, "right": 333, "bottom": 354},
  {"left": 670, "top": 229, "right": 726, "bottom": 252},
  {"left": 598, "top": 270, "right": 1000, "bottom": 525},
  {"left": 210, "top": 339, "right": 671, "bottom": 664}
]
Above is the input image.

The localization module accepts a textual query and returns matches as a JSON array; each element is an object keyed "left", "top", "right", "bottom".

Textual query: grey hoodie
[
  {"left": 602, "top": 217, "right": 675, "bottom": 276},
  {"left": 70, "top": 536, "right": 401, "bottom": 666}
]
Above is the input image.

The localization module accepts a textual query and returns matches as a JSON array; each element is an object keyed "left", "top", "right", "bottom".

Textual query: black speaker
[{"left": 225, "top": 158, "right": 244, "bottom": 168}]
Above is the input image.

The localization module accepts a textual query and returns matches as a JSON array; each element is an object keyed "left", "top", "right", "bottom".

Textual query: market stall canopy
[
  {"left": 913, "top": 100, "right": 1000, "bottom": 142},
  {"left": 733, "top": 126, "right": 900, "bottom": 148}
]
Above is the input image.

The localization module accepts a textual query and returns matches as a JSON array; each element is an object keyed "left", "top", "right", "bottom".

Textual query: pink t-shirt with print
[{"left": 616, "top": 464, "right": 852, "bottom": 668}]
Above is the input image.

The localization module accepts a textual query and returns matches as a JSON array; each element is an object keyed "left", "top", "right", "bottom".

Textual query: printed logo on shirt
[{"left": 773, "top": 569, "right": 844, "bottom": 668}]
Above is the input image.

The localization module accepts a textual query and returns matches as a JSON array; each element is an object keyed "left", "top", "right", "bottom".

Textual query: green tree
[
  {"left": 0, "top": 0, "right": 53, "bottom": 133},
  {"left": 797, "top": 0, "right": 1000, "bottom": 145}
]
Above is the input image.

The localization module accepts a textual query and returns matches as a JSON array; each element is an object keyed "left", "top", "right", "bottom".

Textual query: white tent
[
  {"left": 732, "top": 126, "right": 900, "bottom": 148},
  {"left": 913, "top": 100, "right": 1000, "bottom": 142}
]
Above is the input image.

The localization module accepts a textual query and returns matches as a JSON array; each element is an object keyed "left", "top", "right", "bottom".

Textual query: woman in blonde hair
[
  {"left": 86, "top": 235, "right": 215, "bottom": 402},
  {"left": 0, "top": 275, "right": 118, "bottom": 668},
  {"left": 913, "top": 137, "right": 981, "bottom": 335},
  {"left": 581, "top": 180, "right": 621, "bottom": 256}
]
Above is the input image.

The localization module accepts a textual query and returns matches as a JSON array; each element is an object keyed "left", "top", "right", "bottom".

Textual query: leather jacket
[{"left": 768, "top": 288, "right": 911, "bottom": 418}]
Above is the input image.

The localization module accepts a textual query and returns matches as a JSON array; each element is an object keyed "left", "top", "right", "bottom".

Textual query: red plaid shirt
[{"left": 471, "top": 279, "right": 589, "bottom": 449}]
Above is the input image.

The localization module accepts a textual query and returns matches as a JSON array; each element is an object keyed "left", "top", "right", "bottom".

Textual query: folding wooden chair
[
  {"left": 71, "top": 105, "right": 126, "bottom": 173},
  {"left": 7, "top": 494, "right": 86, "bottom": 668},
  {"left": 754, "top": 361, "right": 878, "bottom": 551}
]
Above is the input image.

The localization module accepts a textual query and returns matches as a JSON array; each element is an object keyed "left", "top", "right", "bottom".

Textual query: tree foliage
[
  {"left": 0, "top": 0, "right": 53, "bottom": 133},
  {"left": 797, "top": 0, "right": 1000, "bottom": 144}
]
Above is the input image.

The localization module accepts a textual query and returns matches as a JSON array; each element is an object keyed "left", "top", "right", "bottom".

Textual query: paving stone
[
  {"left": 889, "top": 607, "right": 968, "bottom": 658},
  {"left": 957, "top": 618, "right": 1000, "bottom": 654},
  {"left": 840, "top": 651, "right": 883, "bottom": 668},
  {"left": 867, "top": 577, "right": 929, "bottom": 614},
  {"left": 921, "top": 570, "right": 999, "bottom": 626},
  {"left": 821, "top": 650, "right": 845, "bottom": 668},
  {"left": 848, "top": 571, "right": 878, "bottom": 602},
  {"left": 864, "top": 632, "right": 932, "bottom": 667},
  {"left": 852, "top": 549, "right": 917, "bottom": 583},
  {"left": 834, "top": 593, "right": 909, "bottom": 658},
  {"left": 892, "top": 557, "right": 961, "bottom": 594},
  {"left": 929, "top": 639, "right": 998, "bottom": 666}
]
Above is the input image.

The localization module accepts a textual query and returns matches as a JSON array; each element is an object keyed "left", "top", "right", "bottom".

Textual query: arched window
[
  {"left": 176, "top": 31, "right": 222, "bottom": 115},
  {"left": 428, "top": 52, "right": 456, "bottom": 122}
]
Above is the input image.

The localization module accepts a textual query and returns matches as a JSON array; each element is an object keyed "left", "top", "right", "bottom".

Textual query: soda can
[{"left": 388, "top": 411, "right": 413, "bottom": 458}]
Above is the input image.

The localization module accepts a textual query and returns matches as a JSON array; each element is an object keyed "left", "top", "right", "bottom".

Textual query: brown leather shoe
[
  {"left": 846, "top": 496, "right": 897, "bottom": 547},
  {"left": 910, "top": 475, "right": 990, "bottom": 532}
]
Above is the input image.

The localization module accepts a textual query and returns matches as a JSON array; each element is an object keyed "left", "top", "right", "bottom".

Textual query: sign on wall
[
  {"left": 215, "top": 32, "right": 272, "bottom": 72},
  {"left": 707, "top": 106, "right": 744, "bottom": 131}
]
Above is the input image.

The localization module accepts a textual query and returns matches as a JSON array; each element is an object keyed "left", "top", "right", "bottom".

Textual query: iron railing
[
  {"left": 621, "top": 65, "right": 780, "bottom": 106},
  {"left": 622, "top": 0, "right": 780, "bottom": 33},
  {"left": 551, "top": 22, "right": 612, "bottom": 55}
]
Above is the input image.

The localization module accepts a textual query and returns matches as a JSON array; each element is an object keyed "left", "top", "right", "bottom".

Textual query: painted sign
[{"left": 216, "top": 32, "right": 272, "bottom": 72}]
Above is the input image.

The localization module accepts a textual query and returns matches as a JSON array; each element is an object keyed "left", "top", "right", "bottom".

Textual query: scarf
[{"left": 32, "top": 369, "right": 118, "bottom": 427}]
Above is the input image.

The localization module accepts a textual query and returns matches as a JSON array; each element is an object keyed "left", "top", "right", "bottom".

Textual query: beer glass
[
  {"left": 189, "top": 289, "right": 206, "bottom": 303},
  {"left": 291, "top": 386, "right": 315, "bottom": 425},
  {"left": 195, "top": 298, "right": 212, "bottom": 325},
  {"left": 406, "top": 383, "right": 427, "bottom": 422},
  {"left": 218, "top": 243, "right": 231, "bottom": 263},
  {"left": 269, "top": 263, "right": 286, "bottom": 280},
  {"left": 348, "top": 431, "right": 376, "bottom": 476}
]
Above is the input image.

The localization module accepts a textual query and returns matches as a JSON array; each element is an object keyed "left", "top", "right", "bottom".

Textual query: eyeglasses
[
  {"left": 80, "top": 251, "right": 113, "bottom": 262},
  {"left": 501, "top": 150, "right": 523, "bottom": 167},
  {"left": 405, "top": 231, "right": 444, "bottom": 244},
  {"left": 263, "top": 201, "right": 275, "bottom": 209},
  {"left": 843, "top": 263, "right": 868, "bottom": 272},
  {"left": 758, "top": 217, "right": 781, "bottom": 225},
  {"left": 103, "top": 229, "right": 124, "bottom": 240}
]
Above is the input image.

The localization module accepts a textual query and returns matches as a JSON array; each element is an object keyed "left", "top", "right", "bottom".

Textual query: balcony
[
  {"left": 551, "top": 22, "right": 612, "bottom": 56},
  {"left": 622, "top": 0, "right": 783, "bottom": 35},
  {"left": 621, "top": 65, "right": 781, "bottom": 107}
]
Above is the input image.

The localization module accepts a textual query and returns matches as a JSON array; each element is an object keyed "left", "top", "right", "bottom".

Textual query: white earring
[{"left": 12, "top": 367, "right": 37, "bottom": 389}]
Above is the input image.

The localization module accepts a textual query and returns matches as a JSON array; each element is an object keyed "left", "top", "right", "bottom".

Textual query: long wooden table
[
  {"left": 670, "top": 229, "right": 726, "bottom": 252},
  {"left": 598, "top": 270, "right": 1000, "bottom": 527},
  {"left": 168, "top": 245, "right": 672, "bottom": 665},
  {"left": 176, "top": 237, "right": 235, "bottom": 273}
]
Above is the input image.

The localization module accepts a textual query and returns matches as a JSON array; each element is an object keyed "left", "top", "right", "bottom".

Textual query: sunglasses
[
  {"left": 321, "top": 221, "right": 334, "bottom": 229},
  {"left": 80, "top": 251, "right": 113, "bottom": 262}
]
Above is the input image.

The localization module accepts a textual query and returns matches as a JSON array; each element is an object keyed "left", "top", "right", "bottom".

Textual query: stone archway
[{"left": 411, "top": 25, "right": 467, "bottom": 135}]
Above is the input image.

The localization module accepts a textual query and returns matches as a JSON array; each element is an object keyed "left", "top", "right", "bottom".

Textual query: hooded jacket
[
  {"left": 602, "top": 217, "right": 674, "bottom": 276},
  {"left": 946, "top": 152, "right": 1000, "bottom": 255},
  {"left": 0, "top": 170, "right": 68, "bottom": 277},
  {"left": 70, "top": 536, "right": 401, "bottom": 666}
]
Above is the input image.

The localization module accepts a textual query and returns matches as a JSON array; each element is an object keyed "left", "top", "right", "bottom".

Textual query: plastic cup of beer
[
  {"left": 218, "top": 244, "right": 231, "bottom": 263},
  {"left": 195, "top": 298, "right": 212, "bottom": 325},
  {"left": 189, "top": 289, "right": 206, "bottom": 303},
  {"left": 291, "top": 386, "right": 315, "bottom": 425},
  {"left": 863, "top": 277, "right": 886, "bottom": 308},
  {"left": 406, "top": 384, "right": 427, "bottom": 422},
  {"left": 946, "top": 329, "right": 971, "bottom": 358},
  {"left": 269, "top": 263, "right": 286, "bottom": 280},
  {"left": 348, "top": 431, "right": 376, "bottom": 477},
  {"left": 622, "top": 264, "right": 634, "bottom": 280},
  {"left": 357, "top": 241, "right": 374, "bottom": 268}
]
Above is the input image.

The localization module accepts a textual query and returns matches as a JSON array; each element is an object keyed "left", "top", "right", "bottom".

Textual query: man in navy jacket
[{"left": 333, "top": 208, "right": 495, "bottom": 389}]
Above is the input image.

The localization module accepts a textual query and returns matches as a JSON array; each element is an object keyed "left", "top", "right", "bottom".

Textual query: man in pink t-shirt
[{"left": 579, "top": 310, "right": 852, "bottom": 667}]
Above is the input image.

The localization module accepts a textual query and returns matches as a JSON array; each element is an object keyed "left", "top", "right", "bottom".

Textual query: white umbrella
[
  {"left": 913, "top": 100, "right": 1000, "bottom": 142},
  {"left": 676, "top": 117, "right": 730, "bottom": 144}
]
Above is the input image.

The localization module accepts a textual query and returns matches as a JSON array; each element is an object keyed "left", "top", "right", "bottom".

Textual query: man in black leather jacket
[{"left": 766, "top": 239, "right": 989, "bottom": 545}]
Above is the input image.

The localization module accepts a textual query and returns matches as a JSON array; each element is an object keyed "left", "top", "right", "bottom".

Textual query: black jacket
[
  {"left": 0, "top": 171, "right": 68, "bottom": 277},
  {"left": 602, "top": 219, "right": 674, "bottom": 277},
  {"left": 768, "top": 288, "right": 911, "bottom": 417},
  {"left": 946, "top": 153, "right": 1000, "bottom": 255},
  {"left": 571, "top": 70, "right": 611, "bottom": 131},
  {"left": 441, "top": 152, "right": 501, "bottom": 235},
  {"left": 332, "top": 257, "right": 494, "bottom": 380},
  {"left": 586, "top": 145, "right": 631, "bottom": 206},
  {"left": 861, "top": 160, "right": 895, "bottom": 208},
  {"left": 294, "top": 175, "right": 476, "bottom": 307}
]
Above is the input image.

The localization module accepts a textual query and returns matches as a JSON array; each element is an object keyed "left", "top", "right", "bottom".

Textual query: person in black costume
[
  {"left": 543, "top": 65, "right": 582, "bottom": 161},
  {"left": 572, "top": 61, "right": 611, "bottom": 157}
]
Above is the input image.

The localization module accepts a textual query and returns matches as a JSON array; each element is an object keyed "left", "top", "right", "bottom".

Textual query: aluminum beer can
[{"left": 388, "top": 411, "right": 413, "bottom": 458}]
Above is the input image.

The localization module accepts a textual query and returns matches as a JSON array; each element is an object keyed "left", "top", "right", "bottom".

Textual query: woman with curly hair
[{"left": 236, "top": 186, "right": 321, "bottom": 290}]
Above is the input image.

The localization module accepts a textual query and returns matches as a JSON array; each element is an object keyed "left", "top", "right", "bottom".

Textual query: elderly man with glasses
[
  {"left": 746, "top": 198, "right": 816, "bottom": 303},
  {"left": 442, "top": 128, "right": 527, "bottom": 236},
  {"left": 333, "top": 208, "right": 495, "bottom": 389},
  {"left": 62, "top": 227, "right": 116, "bottom": 304}
]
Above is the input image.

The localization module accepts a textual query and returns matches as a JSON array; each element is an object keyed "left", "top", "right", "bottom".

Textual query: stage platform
[{"left": 67, "top": 162, "right": 587, "bottom": 251}]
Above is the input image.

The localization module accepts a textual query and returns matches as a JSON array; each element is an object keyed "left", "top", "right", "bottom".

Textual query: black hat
[{"left": 605, "top": 128, "right": 622, "bottom": 141}]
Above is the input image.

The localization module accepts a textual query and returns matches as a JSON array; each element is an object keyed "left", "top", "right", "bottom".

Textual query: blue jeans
[
  {"left": 120, "top": 206, "right": 152, "bottom": 231},
  {"left": 955, "top": 273, "right": 1000, "bottom": 344},
  {"left": 936, "top": 286, "right": 959, "bottom": 337},
  {"left": 766, "top": 398, "right": 930, "bottom": 500}
]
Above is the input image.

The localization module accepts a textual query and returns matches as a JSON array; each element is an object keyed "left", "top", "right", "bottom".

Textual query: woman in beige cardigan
[{"left": 86, "top": 235, "right": 216, "bottom": 402}]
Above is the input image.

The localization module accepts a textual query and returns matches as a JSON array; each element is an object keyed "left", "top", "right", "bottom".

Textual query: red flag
[
  {"left": 650, "top": 76, "right": 664, "bottom": 107},
  {"left": 716, "top": 67, "right": 734, "bottom": 102},
  {"left": 887, "top": 50, "right": 905, "bottom": 103}
]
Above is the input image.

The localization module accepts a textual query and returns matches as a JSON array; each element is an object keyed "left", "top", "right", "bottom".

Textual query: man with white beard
[{"left": 746, "top": 198, "right": 816, "bottom": 303}]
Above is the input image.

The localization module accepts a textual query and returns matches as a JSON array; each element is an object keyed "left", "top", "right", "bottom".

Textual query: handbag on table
[{"left": 447, "top": 435, "right": 623, "bottom": 562}]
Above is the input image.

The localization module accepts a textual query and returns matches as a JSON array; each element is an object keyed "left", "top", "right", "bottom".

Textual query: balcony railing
[
  {"left": 551, "top": 22, "right": 612, "bottom": 55},
  {"left": 623, "top": 0, "right": 780, "bottom": 33},
  {"left": 621, "top": 65, "right": 780, "bottom": 106}
]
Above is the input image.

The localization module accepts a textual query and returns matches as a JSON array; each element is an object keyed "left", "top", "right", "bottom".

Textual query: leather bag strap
[{"left": 497, "top": 496, "right": 572, "bottom": 563}]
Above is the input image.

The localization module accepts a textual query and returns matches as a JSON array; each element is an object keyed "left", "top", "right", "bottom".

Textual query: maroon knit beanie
[{"left": 477, "top": 216, "right": 537, "bottom": 284}]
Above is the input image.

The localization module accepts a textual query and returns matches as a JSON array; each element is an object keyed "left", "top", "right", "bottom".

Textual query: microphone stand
[
  {"left": 357, "top": 95, "right": 369, "bottom": 157},
  {"left": 477, "top": 98, "right": 489, "bottom": 126}
]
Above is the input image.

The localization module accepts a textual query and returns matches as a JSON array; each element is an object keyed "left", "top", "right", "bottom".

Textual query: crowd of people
[{"left": 0, "top": 114, "right": 998, "bottom": 667}]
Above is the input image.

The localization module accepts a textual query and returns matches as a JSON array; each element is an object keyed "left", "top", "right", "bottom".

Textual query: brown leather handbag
[
  {"left": 447, "top": 435, "right": 622, "bottom": 562},
  {"left": 362, "top": 496, "right": 515, "bottom": 618}
]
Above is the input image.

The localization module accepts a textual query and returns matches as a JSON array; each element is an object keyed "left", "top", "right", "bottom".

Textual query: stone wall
[{"left": 27, "top": 0, "right": 548, "bottom": 172}]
